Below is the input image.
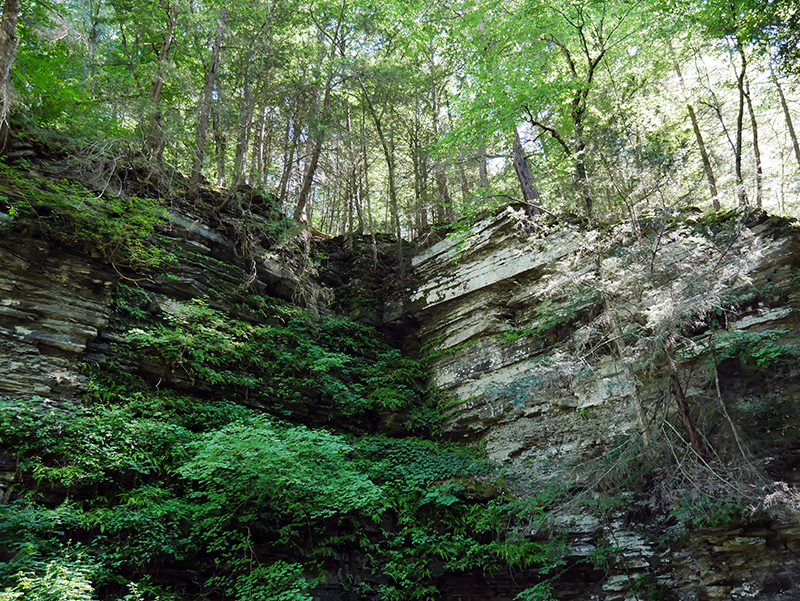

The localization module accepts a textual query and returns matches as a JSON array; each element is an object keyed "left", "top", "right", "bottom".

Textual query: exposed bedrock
[{"left": 409, "top": 207, "right": 800, "bottom": 600}]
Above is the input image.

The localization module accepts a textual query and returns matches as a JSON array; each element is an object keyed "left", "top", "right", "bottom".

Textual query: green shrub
[
  {"left": 0, "top": 398, "right": 191, "bottom": 487},
  {"left": 713, "top": 328, "right": 797, "bottom": 368}
]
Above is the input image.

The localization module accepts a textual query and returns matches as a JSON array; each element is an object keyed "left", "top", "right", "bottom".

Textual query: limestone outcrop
[{"left": 410, "top": 206, "right": 800, "bottom": 600}]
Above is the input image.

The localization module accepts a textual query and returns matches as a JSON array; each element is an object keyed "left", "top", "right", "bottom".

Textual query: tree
[
  {"left": 188, "top": 6, "right": 227, "bottom": 201},
  {"left": 770, "top": 66, "right": 800, "bottom": 172},
  {"left": 512, "top": 128, "right": 542, "bottom": 214},
  {"left": 143, "top": 1, "right": 178, "bottom": 164},
  {"left": 293, "top": 0, "right": 347, "bottom": 222},
  {"left": 670, "top": 43, "right": 719, "bottom": 210},
  {"left": 447, "top": 0, "right": 649, "bottom": 221},
  {"left": 0, "top": 0, "right": 20, "bottom": 154}
]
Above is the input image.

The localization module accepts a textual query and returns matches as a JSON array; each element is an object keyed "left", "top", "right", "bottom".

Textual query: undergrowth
[
  {"left": 112, "top": 285, "right": 437, "bottom": 431},
  {"left": 0, "top": 161, "right": 175, "bottom": 270},
  {"left": 0, "top": 281, "right": 568, "bottom": 601}
]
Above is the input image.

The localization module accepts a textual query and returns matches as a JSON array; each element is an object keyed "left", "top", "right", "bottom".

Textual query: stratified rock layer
[
  {"left": 411, "top": 207, "right": 800, "bottom": 600},
  {"left": 0, "top": 236, "right": 115, "bottom": 399}
]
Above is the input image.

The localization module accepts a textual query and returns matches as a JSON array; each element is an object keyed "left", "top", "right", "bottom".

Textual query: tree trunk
[
  {"left": 189, "top": 7, "right": 227, "bottom": 202},
  {"left": 430, "top": 64, "right": 451, "bottom": 224},
  {"left": 86, "top": 0, "right": 102, "bottom": 99},
  {"left": 250, "top": 102, "right": 269, "bottom": 185},
  {"left": 293, "top": 0, "right": 347, "bottom": 222},
  {"left": 434, "top": 161, "right": 451, "bottom": 224},
  {"left": 733, "top": 40, "right": 748, "bottom": 207},
  {"left": 771, "top": 66, "right": 800, "bottom": 171},
  {"left": 458, "top": 160, "right": 471, "bottom": 204},
  {"left": 744, "top": 77, "right": 763, "bottom": 208},
  {"left": 361, "top": 109, "right": 378, "bottom": 268},
  {"left": 233, "top": 78, "right": 255, "bottom": 188},
  {"left": 278, "top": 120, "right": 301, "bottom": 206},
  {"left": 478, "top": 143, "right": 489, "bottom": 190},
  {"left": 0, "top": 0, "right": 21, "bottom": 155},
  {"left": 512, "top": 129, "right": 542, "bottom": 215},
  {"left": 574, "top": 127, "right": 592, "bottom": 218},
  {"left": 548, "top": 31, "right": 602, "bottom": 221},
  {"left": 212, "top": 107, "right": 226, "bottom": 187},
  {"left": 361, "top": 81, "right": 403, "bottom": 277},
  {"left": 409, "top": 126, "right": 429, "bottom": 233},
  {"left": 688, "top": 104, "right": 720, "bottom": 210},
  {"left": 419, "top": 150, "right": 430, "bottom": 231},
  {"left": 145, "top": 3, "right": 177, "bottom": 164},
  {"left": 670, "top": 43, "right": 719, "bottom": 210},
  {"left": 665, "top": 346, "right": 706, "bottom": 458}
]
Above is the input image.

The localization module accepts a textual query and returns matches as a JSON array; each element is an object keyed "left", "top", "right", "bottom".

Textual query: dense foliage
[
  {"left": 1, "top": 0, "right": 799, "bottom": 233},
  {"left": 0, "top": 346, "right": 569, "bottom": 600},
  {"left": 0, "top": 200, "right": 572, "bottom": 600},
  {"left": 1, "top": 0, "right": 800, "bottom": 597}
]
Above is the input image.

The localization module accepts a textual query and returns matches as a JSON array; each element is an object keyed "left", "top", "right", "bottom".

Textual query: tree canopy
[{"left": 2, "top": 0, "right": 800, "bottom": 229}]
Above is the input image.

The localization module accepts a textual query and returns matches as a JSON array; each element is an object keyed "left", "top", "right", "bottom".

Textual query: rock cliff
[
  {"left": 410, "top": 206, "right": 800, "bottom": 600},
  {"left": 2, "top": 152, "right": 800, "bottom": 600}
]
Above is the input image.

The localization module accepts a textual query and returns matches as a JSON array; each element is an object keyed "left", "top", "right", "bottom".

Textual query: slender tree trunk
[
  {"left": 146, "top": 3, "right": 177, "bottom": 164},
  {"left": 688, "top": 104, "right": 720, "bottom": 210},
  {"left": 458, "top": 160, "right": 470, "bottom": 204},
  {"left": 419, "top": 150, "right": 429, "bottom": 231},
  {"left": 430, "top": 65, "right": 451, "bottom": 223},
  {"left": 744, "top": 77, "right": 763, "bottom": 208},
  {"left": 434, "top": 162, "right": 451, "bottom": 223},
  {"left": 251, "top": 102, "right": 269, "bottom": 185},
  {"left": 353, "top": 165, "right": 364, "bottom": 234},
  {"left": 363, "top": 90, "right": 403, "bottom": 277},
  {"left": 86, "top": 0, "right": 102, "bottom": 99},
  {"left": 0, "top": 0, "right": 21, "bottom": 155},
  {"left": 233, "top": 78, "right": 255, "bottom": 188},
  {"left": 189, "top": 7, "right": 227, "bottom": 202},
  {"left": 411, "top": 132, "right": 422, "bottom": 231},
  {"left": 212, "top": 107, "right": 226, "bottom": 187},
  {"left": 665, "top": 345, "right": 706, "bottom": 458},
  {"left": 671, "top": 43, "right": 719, "bottom": 210},
  {"left": 733, "top": 40, "right": 748, "bottom": 207},
  {"left": 512, "top": 129, "right": 542, "bottom": 215},
  {"left": 478, "top": 143, "right": 489, "bottom": 190},
  {"left": 278, "top": 120, "right": 301, "bottom": 206},
  {"left": 574, "top": 133, "right": 592, "bottom": 218},
  {"left": 346, "top": 169, "right": 355, "bottom": 248},
  {"left": 293, "top": 0, "right": 346, "bottom": 221},
  {"left": 361, "top": 109, "right": 378, "bottom": 268},
  {"left": 546, "top": 31, "right": 602, "bottom": 221},
  {"left": 374, "top": 121, "right": 400, "bottom": 239},
  {"left": 409, "top": 126, "right": 429, "bottom": 233},
  {"left": 771, "top": 66, "right": 800, "bottom": 171}
]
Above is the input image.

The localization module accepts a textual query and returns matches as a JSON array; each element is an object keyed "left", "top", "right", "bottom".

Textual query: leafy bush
[
  {"left": 713, "top": 328, "right": 797, "bottom": 368},
  {"left": 668, "top": 496, "right": 750, "bottom": 529},
  {"left": 179, "top": 418, "right": 385, "bottom": 527},
  {"left": 0, "top": 398, "right": 190, "bottom": 487},
  {"left": 118, "top": 295, "right": 433, "bottom": 427},
  {"left": 0, "top": 549, "right": 98, "bottom": 601}
]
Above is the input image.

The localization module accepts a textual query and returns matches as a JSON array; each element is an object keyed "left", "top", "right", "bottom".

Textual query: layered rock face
[
  {"left": 0, "top": 213, "right": 321, "bottom": 403},
  {"left": 3, "top": 191, "right": 800, "bottom": 599},
  {"left": 0, "top": 237, "right": 116, "bottom": 400},
  {"left": 411, "top": 206, "right": 800, "bottom": 600}
]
